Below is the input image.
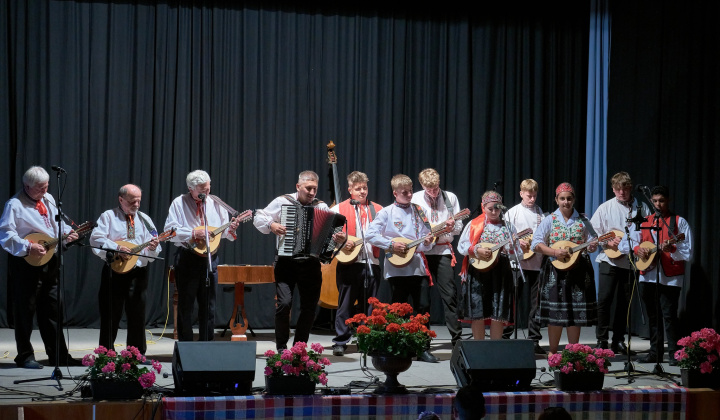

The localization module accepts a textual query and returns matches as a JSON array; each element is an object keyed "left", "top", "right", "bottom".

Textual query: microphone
[
  {"left": 51, "top": 165, "right": 66, "bottom": 173},
  {"left": 349, "top": 199, "right": 361, "bottom": 205},
  {"left": 198, "top": 193, "right": 206, "bottom": 201},
  {"left": 627, "top": 212, "right": 647, "bottom": 229},
  {"left": 495, "top": 204, "right": 508, "bottom": 211}
]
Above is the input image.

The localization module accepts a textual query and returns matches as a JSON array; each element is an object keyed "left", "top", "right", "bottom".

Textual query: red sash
[{"left": 459, "top": 213, "right": 487, "bottom": 280}]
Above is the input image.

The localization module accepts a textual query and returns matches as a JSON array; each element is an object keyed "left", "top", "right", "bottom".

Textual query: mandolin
[
  {"left": 111, "top": 228, "right": 177, "bottom": 273},
  {"left": 334, "top": 235, "right": 365, "bottom": 264},
  {"left": 602, "top": 229, "right": 625, "bottom": 258},
  {"left": 469, "top": 228, "right": 533, "bottom": 272},
  {"left": 635, "top": 233, "right": 685, "bottom": 271},
  {"left": 386, "top": 209, "right": 470, "bottom": 267},
  {"left": 551, "top": 231, "right": 616, "bottom": 271},
  {"left": 188, "top": 209, "right": 254, "bottom": 256},
  {"left": 24, "top": 221, "right": 97, "bottom": 266}
]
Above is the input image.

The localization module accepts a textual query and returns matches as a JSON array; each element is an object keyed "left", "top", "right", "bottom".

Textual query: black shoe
[
  {"left": 637, "top": 353, "right": 658, "bottom": 363},
  {"left": 533, "top": 342, "right": 548, "bottom": 355},
  {"left": 611, "top": 341, "right": 636, "bottom": 356},
  {"left": 596, "top": 340, "right": 609, "bottom": 349},
  {"left": 416, "top": 350, "right": 439, "bottom": 363},
  {"left": 18, "top": 360, "right": 44, "bottom": 369},
  {"left": 332, "top": 345, "right": 346, "bottom": 356}
]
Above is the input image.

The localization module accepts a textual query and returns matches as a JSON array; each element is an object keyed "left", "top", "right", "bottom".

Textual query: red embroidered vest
[{"left": 639, "top": 214, "right": 685, "bottom": 277}]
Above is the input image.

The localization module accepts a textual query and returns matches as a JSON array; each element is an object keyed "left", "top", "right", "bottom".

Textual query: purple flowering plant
[
  {"left": 263, "top": 342, "right": 331, "bottom": 385},
  {"left": 547, "top": 343, "right": 615, "bottom": 374},
  {"left": 82, "top": 345, "right": 161, "bottom": 388},
  {"left": 674, "top": 328, "right": 720, "bottom": 373}
]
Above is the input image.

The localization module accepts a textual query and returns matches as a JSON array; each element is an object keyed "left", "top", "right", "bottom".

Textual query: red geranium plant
[
  {"left": 345, "top": 297, "right": 436, "bottom": 359},
  {"left": 674, "top": 328, "right": 720, "bottom": 373}
]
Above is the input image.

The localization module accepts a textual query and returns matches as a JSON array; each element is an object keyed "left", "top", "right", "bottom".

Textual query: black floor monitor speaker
[
  {"left": 172, "top": 341, "right": 257, "bottom": 396},
  {"left": 450, "top": 339, "right": 536, "bottom": 391}
]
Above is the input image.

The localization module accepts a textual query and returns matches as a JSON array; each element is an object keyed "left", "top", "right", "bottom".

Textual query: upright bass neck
[{"left": 327, "top": 140, "right": 342, "bottom": 205}]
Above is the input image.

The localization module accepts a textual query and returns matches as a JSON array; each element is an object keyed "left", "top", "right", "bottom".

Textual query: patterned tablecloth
[{"left": 163, "top": 386, "right": 686, "bottom": 420}]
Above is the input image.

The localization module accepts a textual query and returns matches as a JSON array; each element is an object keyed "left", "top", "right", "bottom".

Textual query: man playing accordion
[{"left": 254, "top": 170, "right": 346, "bottom": 351}]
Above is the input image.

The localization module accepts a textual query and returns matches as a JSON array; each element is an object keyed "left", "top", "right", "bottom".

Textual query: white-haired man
[
  {"left": 254, "top": 170, "right": 346, "bottom": 351},
  {"left": 90, "top": 184, "right": 161, "bottom": 356},
  {"left": 165, "top": 170, "right": 241, "bottom": 342},
  {"left": 0, "top": 166, "right": 80, "bottom": 368}
]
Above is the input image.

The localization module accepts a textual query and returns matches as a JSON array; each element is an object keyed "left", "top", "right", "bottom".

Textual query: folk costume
[
  {"left": 620, "top": 211, "right": 692, "bottom": 362},
  {"left": 330, "top": 199, "right": 383, "bottom": 350},
  {"left": 531, "top": 209, "right": 598, "bottom": 327},
  {"left": 457, "top": 194, "right": 516, "bottom": 324}
]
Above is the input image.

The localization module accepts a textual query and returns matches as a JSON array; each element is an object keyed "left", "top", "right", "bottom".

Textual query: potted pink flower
[
  {"left": 82, "top": 346, "right": 161, "bottom": 400},
  {"left": 263, "top": 342, "right": 331, "bottom": 395},
  {"left": 547, "top": 343, "right": 615, "bottom": 391},
  {"left": 674, "top": 328, "right": 720, "bottom": 388}
]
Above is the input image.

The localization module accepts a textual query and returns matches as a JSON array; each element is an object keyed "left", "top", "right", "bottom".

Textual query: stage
[{"left": 0, "top": 327, "right": 718, "bottom": 419}]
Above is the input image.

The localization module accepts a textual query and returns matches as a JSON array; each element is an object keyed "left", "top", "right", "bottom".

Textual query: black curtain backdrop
[
  {"left": 1, "top": 0, "right": 593, "bottom": 332},
  {"left": 608, "top": 0, "right": 720, "bottom": 334}
]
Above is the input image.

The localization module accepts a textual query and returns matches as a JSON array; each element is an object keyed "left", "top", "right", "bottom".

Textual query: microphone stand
[
  {"left": 201, "top": 196, "right": 213, "bottom": 342},
  {"left": 613, "top": 219, "right": 642, "bottom": 381},
  {"left": 501, "top": 207, "right": 526, "bottom": 339},
  {"left": 353, "top": 201, "right": 374, "bottom": 372}
]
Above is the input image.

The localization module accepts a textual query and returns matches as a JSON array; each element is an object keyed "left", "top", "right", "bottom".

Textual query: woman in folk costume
[
  {"left": 458, "top": 191, "right": 522, "bottom": 340},
  {"left": 530, "top": 182, "right": 598, "bottom": 355}
]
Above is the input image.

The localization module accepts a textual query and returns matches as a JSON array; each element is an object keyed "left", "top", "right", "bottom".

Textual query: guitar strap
[
  {"left": 209, "top": 194, "right": 240, "bottom": 217},
  {"left": 368, "top": 201, "right": 377, "bottom": 220},
  {"left": 282, "top": 194, "right": 320, "bottom": 207},
  {"left": 578, "top": 213, "right": 598, "bottom": 238},
  {"left": 413, "top": 205, "right": 432, "bottom": 230},
  {"left": 441, "top": 190, "right": 454, "bottom": 214},
  {"left": 44, "top": 195, "right": 74, "bottom": 230},
  {"left": 135, "top": 211, "right": 158, "bottom": 237}
]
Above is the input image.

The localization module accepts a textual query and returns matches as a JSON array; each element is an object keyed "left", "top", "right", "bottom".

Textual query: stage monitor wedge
[
  {"left": 172, "top": 341, "right": 256, "bottom": 396},
  {"left": 450, "top": 339, "right": 536, "bottom": 391}
]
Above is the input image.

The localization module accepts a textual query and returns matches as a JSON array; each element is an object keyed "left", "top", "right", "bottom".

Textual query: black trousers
[
  {"left": 421, "top": 254, "right": 463, "bottom": 344},
  {"left": 174, "top": 248, "right": 219, "bottom": 342},
  {"left": 389, "top": 275, "right": 425, "bottom": 309},
  {"left": 8, "top": 255, "right": 70, "bottom": 365},
  {"left": 98, "top": 264, "right": 149, "bottom": 355},
  {"left": 333, "top": 262, "right": 381, "bottom": 346},
  {"left": 595, "top": 262, "right": 632, "bottom": 343},
  {"left": 503, "top": 270, "right": 542, "bottom": 342},
  {"left": 640, "top": 281, "right": 681, "bottom": 360},
  {"left": 274, "top": 257, "right": 322, "bottom": 350}
]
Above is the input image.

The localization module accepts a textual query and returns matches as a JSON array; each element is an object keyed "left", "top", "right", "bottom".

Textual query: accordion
[{"left": 278, "top": 205, "right": 346, "bottom": 263}]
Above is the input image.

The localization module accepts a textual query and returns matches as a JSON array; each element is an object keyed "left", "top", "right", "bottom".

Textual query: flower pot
[
  {"left": 370, "top": 354, "right": 413, "bottom": 394},
  {"left": 265, "top": 375, "right": 317, "bottom": 395},
  {"left": 554, "top": 371, "right": 605, "bottom": 392},
  {"left": 680, "top": 369, "right": 720, "bottom": 389},
  {"left": 90, "top": 380, "right": 144, "bottom": 400}
]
